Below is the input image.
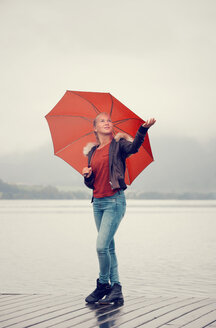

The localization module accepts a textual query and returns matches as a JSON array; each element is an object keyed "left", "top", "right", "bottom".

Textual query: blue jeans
[{"left": 93, "top": 190, "right": 126, "bottom": 286}]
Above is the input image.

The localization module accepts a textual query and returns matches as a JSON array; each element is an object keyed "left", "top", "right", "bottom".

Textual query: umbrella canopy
[{"left": 45, "top": 90, "right": 153, "bottom": 185}]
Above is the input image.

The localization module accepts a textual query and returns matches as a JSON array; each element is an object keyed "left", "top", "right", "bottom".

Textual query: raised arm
[{"left": 119, "top": 117, "right": 156, "bottom": 157}]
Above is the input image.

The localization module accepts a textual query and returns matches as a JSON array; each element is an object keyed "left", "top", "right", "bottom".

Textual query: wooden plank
[
  {"left": 0, "top": 295, "right": 37, "bottom": 307},
  {"left": 188, "top": 311, "right": 216, "bottom": 328},
  {"left": 160, "top": 325, "right": 182, "bottom": 327},
  {"left": 142, "top": 299, "right": 216, "bottom": 328},
  {"left": 0, "top": 294, "right": 215, "bottom": 328},
  {"left": 12, "top": 295, "right": 151, "bottom": 328},
  {"left": 103, "top": 298, "right": 208, "bottom": 327},
  {"left": 0, "top": 295, "right": 81, "bottom": 315},
  {"left": 0, "top": 295, "right": 49, "bottom": 311},
  {"left": 29, "top": 305, "right": 93, "bottom": 328},
  {"left": 0, "top": 296, "right": 56, "bottom": 317},
  {"left": 0, "top": 297, "right": 85, "bottom": 328},
  {"left": 11, "top": 296, "right": 166, "bottom": 328},
  {"left": 0, "top": 295, "right": 82, "bottom": 323},
  {"left": 0, "top": 295, "right": 21, "bottom": 298},
  {"left": 0, "top": 296, "right": 19, "bottom": 303},
  {"left": 160, "top": 301, "right": 216, "bottom": 327},
  {"left": 47, "top": 297, "right": 178, "bottom": 328},
  {"left": 33, "top": 296, "right": 158, "bottom": 328}
]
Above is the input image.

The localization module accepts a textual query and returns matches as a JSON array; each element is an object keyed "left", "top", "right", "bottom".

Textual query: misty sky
[{"left": 1, "top": 0, "right": 216, "bottom": 156}]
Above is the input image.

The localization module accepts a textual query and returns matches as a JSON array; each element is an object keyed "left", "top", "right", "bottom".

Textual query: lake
[{"left": 0, "top": 200, "right": 215, "bottom": 298}]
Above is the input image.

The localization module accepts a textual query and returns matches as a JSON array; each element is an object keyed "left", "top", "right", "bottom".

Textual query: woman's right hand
[{"left": 82, "top": 167, "right": 92, "bottom": 178}]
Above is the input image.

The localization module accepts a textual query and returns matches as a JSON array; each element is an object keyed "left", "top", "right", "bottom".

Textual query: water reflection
[{"left": 86, "top": 303, "right": 123, "bottom": 328}]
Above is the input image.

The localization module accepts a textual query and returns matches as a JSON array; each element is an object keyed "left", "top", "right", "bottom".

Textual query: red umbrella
[{"left": 45, "top": 90, "right": 153, "bottom": 185}]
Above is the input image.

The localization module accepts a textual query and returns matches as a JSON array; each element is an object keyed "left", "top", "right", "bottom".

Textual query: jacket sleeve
[
  {"left": 119, "top": 125, "right": 149, "bottom": 158},
  {"left": 84, "top": 172, "right": 94, "bottom": 189},
  {"left": 83, "top": 148, "right": 96, "bottom": 189}
]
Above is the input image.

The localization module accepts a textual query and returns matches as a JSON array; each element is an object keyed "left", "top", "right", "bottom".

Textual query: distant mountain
[
  {"left": 0, "top": 144, "right": 83, "bottom": 188},
  {"left": 0, "top": 136, "right": 215, "bottom": 193},
  {"left": 0, "top": 179, "right": 215, "bottom": 200}
]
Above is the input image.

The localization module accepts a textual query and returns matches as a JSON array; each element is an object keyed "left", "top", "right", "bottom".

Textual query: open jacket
[{"left": 83, "top": 125, "right": 149, "bottom": 191}]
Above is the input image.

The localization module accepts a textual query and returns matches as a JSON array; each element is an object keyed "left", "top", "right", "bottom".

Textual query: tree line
[{"left": 0, "top": 179, "right": 215, "bottom": 200}]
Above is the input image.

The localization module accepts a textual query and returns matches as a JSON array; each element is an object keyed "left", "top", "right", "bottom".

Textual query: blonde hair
[{"left": 93, "top": 112, "right": 112, "bottom": 144}]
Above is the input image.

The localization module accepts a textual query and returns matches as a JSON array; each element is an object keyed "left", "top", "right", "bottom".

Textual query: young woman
[{"left": 82, "top": 113, "right": 156, "bottom": 305}]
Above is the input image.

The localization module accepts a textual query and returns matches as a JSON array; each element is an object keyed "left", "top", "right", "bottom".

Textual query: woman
[{"left": 82, "top": 112, "right": 156, "bottom": 305}]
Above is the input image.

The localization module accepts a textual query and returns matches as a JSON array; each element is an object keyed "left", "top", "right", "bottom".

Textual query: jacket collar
[{"left": 83, "top": 132, "right": 133, "bottom": 156}]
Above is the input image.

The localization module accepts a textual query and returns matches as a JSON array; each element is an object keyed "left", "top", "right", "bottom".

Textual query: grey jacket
[{"left": 84, "top": 125, "right": 149, "bottom": 191}]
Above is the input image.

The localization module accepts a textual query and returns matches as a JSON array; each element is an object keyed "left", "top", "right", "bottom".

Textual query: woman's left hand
[{"left": 142, "top": 118, "right": 156, "bottom": 128}]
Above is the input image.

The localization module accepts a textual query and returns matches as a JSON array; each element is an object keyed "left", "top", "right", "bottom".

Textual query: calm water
[{"left": 0, "top": 200, "right": 215, "bottom": 298}]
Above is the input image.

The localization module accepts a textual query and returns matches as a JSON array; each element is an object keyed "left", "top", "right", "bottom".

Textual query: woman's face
[{"left": 94, "top": 113, "right": 113, "bottom": 135}]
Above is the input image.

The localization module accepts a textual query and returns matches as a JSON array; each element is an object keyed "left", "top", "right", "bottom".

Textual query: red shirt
[{"left": 91, "top": 142, "right": 117, "bottom": 198}]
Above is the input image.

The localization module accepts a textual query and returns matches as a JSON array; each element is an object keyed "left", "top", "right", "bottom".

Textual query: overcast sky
[{"left": 1, "top": 0, "right": 215, "bottom": 156}]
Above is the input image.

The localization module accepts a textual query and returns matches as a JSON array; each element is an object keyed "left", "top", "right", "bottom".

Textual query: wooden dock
[{"left": 0, "top": 293, "right": 216, "bottom": 328}]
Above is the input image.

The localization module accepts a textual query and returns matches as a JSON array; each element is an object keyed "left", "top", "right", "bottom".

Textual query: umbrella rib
[
  {"left": 55, "top": 131, "right": 95, "bottom": 155},
  {"left": 141, "top": 143, "right": 154, "bottom": 159},
  {"left": 113, "top": 117, "right": 143, "bottom": 125},
  {"left": 113, "top": 118, "right": 130, "bottom": 125},
  {"left": 47, "top": 115, "right": 94, "bottom": 122},
  {"left": 109, "top": 93, "right": 114, "bottom": 117},
  {"left": 112, "top": 126, "right": 134, "bottom": 138},
  {"left": 71, "top": 91, "right": 101, "bottom": 115}
]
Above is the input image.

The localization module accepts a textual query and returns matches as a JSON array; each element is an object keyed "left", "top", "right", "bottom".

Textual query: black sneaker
[
  {"left": 85, "top": 279, "right": 111, "bottom": 303},
  {"left": 98, "top": 283, "right": 124, "bottom": 305}
]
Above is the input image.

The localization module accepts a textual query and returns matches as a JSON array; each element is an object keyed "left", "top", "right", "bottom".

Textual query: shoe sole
[
  {"left": 99, "top": 298, "right": 124, "bottom": 306},
  {"left": 85, "top": 292, "right": 110, "bottom": 303}
]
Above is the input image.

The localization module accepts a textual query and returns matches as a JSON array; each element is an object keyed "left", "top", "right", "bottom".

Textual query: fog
[
  {"left": 1, "top": 136, "right": 215, "bottom": 193},
  {"left": 0, "top": 0, "right": 215, "bottom": 192}
]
